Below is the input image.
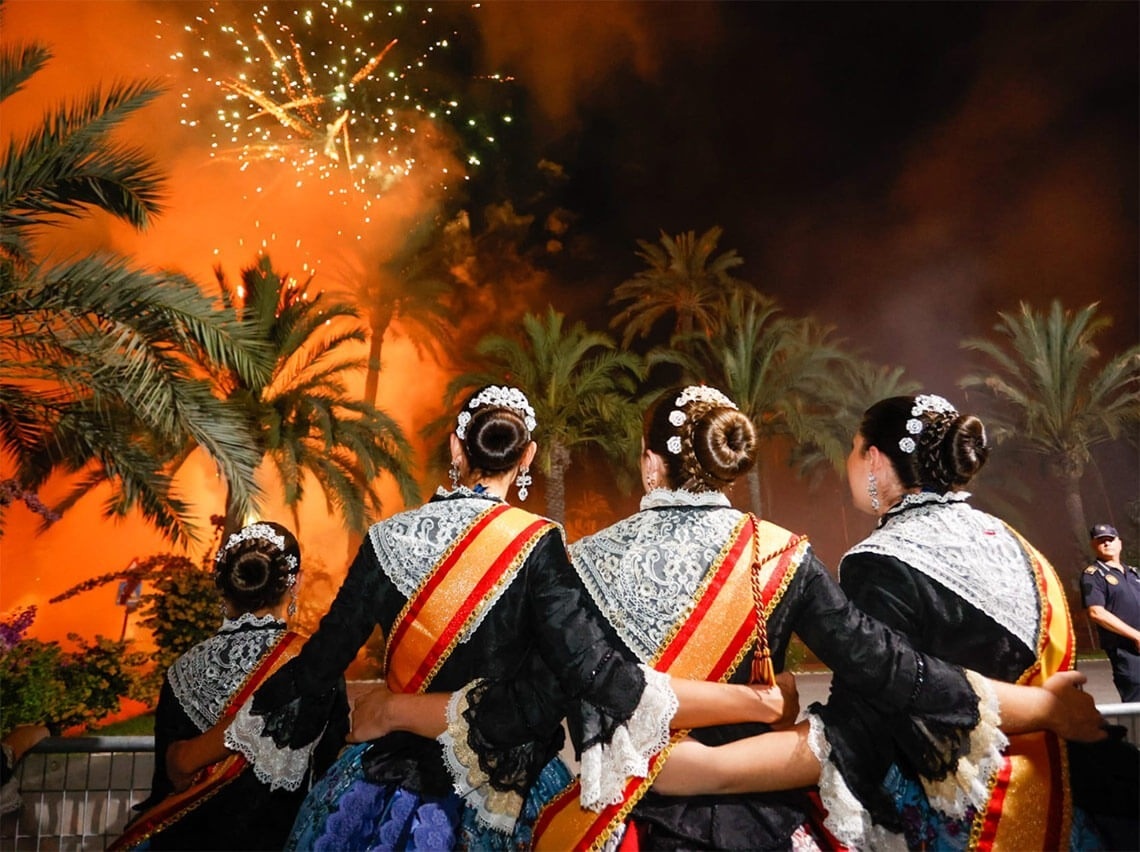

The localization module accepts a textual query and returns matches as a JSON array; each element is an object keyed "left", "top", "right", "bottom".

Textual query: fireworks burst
[{"left": 163, "top": 2, "right": 512, "bottom": 210}]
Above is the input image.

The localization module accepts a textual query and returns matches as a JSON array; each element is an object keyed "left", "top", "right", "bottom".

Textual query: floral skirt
[{"left": 287, "top": 743, "right": 548, "bottom": 851}]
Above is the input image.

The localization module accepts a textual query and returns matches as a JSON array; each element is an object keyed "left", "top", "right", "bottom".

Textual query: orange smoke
[{"left": 0, "top": 1, "right": 467, "bottom": 646}]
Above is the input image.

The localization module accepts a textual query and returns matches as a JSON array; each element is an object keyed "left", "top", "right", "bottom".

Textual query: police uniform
[{"left": 1081, "top": 557, "right": 1140, "bottom": 701}]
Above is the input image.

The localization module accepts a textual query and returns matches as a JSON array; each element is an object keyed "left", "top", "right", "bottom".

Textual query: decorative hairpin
[
  {"left": 899, "top": 394, "right": 958, "bottom": 454},
  {"left": 215, "top": 523, "right": 299, "bottom": 572},
  {"left": 456, "top": 385, "right": 538, "bottom": 439},
  {"left": 665, "top": 385, "right": 737, "bottom": 454}
]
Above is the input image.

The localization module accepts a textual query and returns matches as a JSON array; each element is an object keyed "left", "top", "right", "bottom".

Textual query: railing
[
  {"left": 4, "top": 706, "right": 1139, "bottom": 850},
  {"left": 0, "top": 736, "right": 153, "bottom": 851}
]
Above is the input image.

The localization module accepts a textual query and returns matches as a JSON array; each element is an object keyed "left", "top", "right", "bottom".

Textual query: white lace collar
[
  {"left": 433, "top": 485, "right": 505, "bottom": 503},
  {"left": 571, "top": 500, "right": 743, "bottom": 662},
  {"left": 219, "top": 612, "right": 285, "bottom": 632},
  {"left": 881, "top": 489, "right": 970, "bottom": 524},
  {"left": 639, "top": 488, "right": 731, "bottom": 511},
  {"left": 847, "top": 498, "right": 1040, "bottom": 651}
]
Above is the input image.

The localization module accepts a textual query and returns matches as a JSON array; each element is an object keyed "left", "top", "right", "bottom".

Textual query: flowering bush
[{"left": 0, "top": 608, "right": 148, "bottom": 736}]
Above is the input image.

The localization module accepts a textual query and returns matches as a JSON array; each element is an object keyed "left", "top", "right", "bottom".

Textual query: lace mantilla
[
  {"left": 371, "top": 494, "right": 538, "bottom": 643},
  {"left": 167, "top": 622, "right": 285, "bottom": 732},
  {"left": 225, "top": 698, "right": 316, "bottom": 792},
  {"left": 578, "top": 666, "right": 677, "bottom": 812},
  {"left": 570, "top": 500, "right": 742, "bottom": 662},
  {"left": 806, "top": 712, "right": 906, "bottom": 851},
  {"left": 638, "top": 488, "right": 731, "bottom": 510},
  {"left": 845, "top": 499, "right": 1040, "bottom": 652},
  {"left": 439, "top": 684, "right": 522, "bottom": 834}
]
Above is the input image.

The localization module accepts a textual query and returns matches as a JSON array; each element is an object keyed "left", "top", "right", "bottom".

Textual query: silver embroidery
[
  {"left": 843, "top": 497, "right": 1040, "bottom": 651},
  {"left": 167, "top": 616, "right": 285, "bottom": 732},
  {"left": 570, "top": 490, "right": 740, "bottom": 663}
]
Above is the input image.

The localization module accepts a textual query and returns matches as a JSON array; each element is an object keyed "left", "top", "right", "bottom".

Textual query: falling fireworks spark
[{"left": 162, "top": 2, "right": 513, "bottom": 220}]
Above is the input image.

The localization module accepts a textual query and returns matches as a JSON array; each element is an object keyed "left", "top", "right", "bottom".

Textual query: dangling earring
[
  {"left": 867, "top": 471, "right": 881, "bottom": 513},
  {"left": 287, "top": 587, "right": 298, "bottom": 618},
  {"left": 515, "top": 466, "right": 532, "bottom": 502},
  {"left": 646, "top": 473, "right": 658, "bottom": 492},
  {"left": 448, "top": 460, "right": 460, "bottom": 488}
]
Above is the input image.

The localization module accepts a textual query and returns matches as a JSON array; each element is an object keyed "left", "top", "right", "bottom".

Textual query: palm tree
[
  {"left": 213, "top": 256, "right": 420, "bottom": 536},
  {"left": 960, "top": 300, "right": 1140, "bottom": 560},
  {"left": 657, "top": 292, "right": 850, "bottom": 516},
  {"left": 354, "top": 214, "right": 456, "bottom": 407},
  {"left": 609, "top": 226, "right": 749, "bottom": 347},
  {"left": 440, "top": 307, "right": 643, "bottom": 522},
  {"left": 0, "top": 35, "right": 268, "bottom": 543}
]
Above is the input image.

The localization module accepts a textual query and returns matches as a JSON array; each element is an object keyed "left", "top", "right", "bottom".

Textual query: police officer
[{"left": 1080, "top": 523, "right": 1140, "bottom": 702}]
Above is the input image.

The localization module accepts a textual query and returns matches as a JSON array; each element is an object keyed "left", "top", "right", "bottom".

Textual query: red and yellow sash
[
  {"left": 110, "top": 631, "right": 304, "bottom": 851},
  {"left": 533, "top": 517, "right": 807, "bottom": 851},
  {"left": 385, "top": 503, "right": 554, "bottom": 694},
  {"left": 970, "top": 528, "right": 1075, "bottom": 851}
]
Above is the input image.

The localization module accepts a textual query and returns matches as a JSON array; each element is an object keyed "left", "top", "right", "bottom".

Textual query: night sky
[{"left": 3, "top": 1, "right": 1137, "bottom": 643}]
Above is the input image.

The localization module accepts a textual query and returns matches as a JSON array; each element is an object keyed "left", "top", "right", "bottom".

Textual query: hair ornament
[
  {"left": 456, "top": 385, "right": 537, "bottom": 439},
  {"left": 666, "top": 436, "right": 683, "bottom": 454},
  {"left": 675, "top": 385, "right": 737, "bottom": 410},
  {"left": 215, "top": 523, "right": 299, "bottom": 573},
  {"left": 668, "top": 410, "right": 687, "bottom": 427},
  {"left": 898, "top": 394, "right": 959, "bottom": 454}
]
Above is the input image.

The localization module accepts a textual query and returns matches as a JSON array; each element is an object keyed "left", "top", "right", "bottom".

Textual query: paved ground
[{"left": 793, "top": 655, "right": 1122, "bottom": 709}]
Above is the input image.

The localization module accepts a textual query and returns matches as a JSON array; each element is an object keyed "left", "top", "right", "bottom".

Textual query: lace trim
[
  {"left": 219, "top": 612, "right": 286, "bottom": 632},
  {"left": 438, "top": 684, "right": 522, "bottom": 834},
  {"left": 920, "top": 670, "right": 1007, "bottom": 817},
  {"left": 168, "top": 626, "right": 285, "bottom": 732},
  {"left": 578, "top": 666, "right": 677, "bottom": 812},
  {"left": 882, "top": 490, "right": 970, "bottom": 517},
  {"left": 570, "top": 506, "right": 744, "bottom": 662},
  {"left": 639, "top": 488, "right": 731, "bottom": 510},
  {"left": 370, "top": 495, "right": 501, "bottom": 601},
  {"left": 845, "top": 501, "right": 1040, "bottom": 651},
  {"left": 806, "top": 712, "right": 906, "bottom": 851},
  {"left": 224, "top": 698, "right": 315, "bottom": 792}
]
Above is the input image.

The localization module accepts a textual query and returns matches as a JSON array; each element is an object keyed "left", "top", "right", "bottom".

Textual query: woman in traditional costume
[
  {"left": 364, "top": 386, "right": 1099, "bottom": 851},
  {"left": 113, "top": 521, "right": 347, "bottom": 851},
  {"left": 164, "top": 386, "right": 797, "bottom": 850},
  {"left": 657, "top": 394, "right": 1129, "bottom": 850}
]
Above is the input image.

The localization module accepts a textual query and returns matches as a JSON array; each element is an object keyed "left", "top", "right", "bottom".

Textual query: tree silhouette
[
  {"left": 657, "top": 292, "right": 849, "bottom": 516},
  {"left": 213, "top": 257, "right": 420, "bottom": 536},
  {"left": 0, "top": 35, "right": 266, "bottom": 543},
  {"left": 960, "top": 300, "right": 1140, "bottom": 562},
  {"left": 440, "top": 307, "right": 643, "bottom": 522},
  {"left": 610, "top": 226, "right": 749, "bottom": 347}
]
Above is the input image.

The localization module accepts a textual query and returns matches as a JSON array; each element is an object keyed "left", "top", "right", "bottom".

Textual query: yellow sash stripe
[
  {"left": 386, "top": 504, "right": 553, "bottom": 694},
  {"left": 971, "top": 528, "right": 1074, "bottom": 851},
  {"left": 535, "top": 519, "right": 806, "bottom": 852}
]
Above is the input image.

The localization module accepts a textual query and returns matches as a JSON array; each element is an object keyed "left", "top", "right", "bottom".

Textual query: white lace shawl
[
  {"left": 439, "top": 667, "right": 678, "bottom": 833},
  {"left": 570, "top": 489, "right": 741, "bottom": 663},
  {"left": 371, "top": 490, "right": 544, "bottom": 643},
  {"left": 843, "top": 494, "right": 1040, "bottom": 652},
  {"left": 167, "top": 613, "right": 285, "bottom": 733}
]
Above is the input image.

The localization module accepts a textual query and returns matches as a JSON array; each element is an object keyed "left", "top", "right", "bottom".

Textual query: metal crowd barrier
[
  {"left": 0, "top": 736, "right": 153, "bottom": 851},
  {"left": 4, "top": 706, "right": 1139, "bottom": 850}
]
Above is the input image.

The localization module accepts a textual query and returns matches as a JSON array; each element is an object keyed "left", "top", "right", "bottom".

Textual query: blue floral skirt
[
  {"left": 286, "top": 743, "right": 561, "bottom": 851},
  {"left": 883, "top": 763, "right": 1104, "bottom": 851}
]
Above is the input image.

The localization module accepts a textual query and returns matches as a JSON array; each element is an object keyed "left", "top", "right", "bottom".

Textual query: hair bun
[
  {"left": 691, "top": 406, "right": 757, "bottom": 486},
  {"left": 943, "top": 414, "right": 988, "bottom": 486}
]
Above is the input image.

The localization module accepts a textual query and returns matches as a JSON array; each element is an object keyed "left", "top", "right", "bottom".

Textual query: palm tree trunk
[
  {"left": 364, "top": 305, "right": 395, "bottom": 406},
  {"left": 546, "top": 442, "right": 571, "bottom": 524},
  {"left": 1061, "top": 468, "right": 1090, "bottom": 581},
  {"left": 747, "top": 466, "right": 763, "bottom": 517},
  {"left": 223, "top": 481, "right": 243, "bottom": 540}
]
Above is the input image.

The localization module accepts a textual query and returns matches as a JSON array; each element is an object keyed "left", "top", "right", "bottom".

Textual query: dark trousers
[{"left": 1106, "top": 645, "right": 1140, "bottom": 702}]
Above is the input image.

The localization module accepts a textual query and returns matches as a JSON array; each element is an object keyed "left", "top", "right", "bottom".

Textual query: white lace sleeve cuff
[
  {"left": 438, "top": 683, "right": 522, "bottom": 834},
  {"left": 920, "top": 669, "right": 1007, "bottom": 817},
  {"left": 224, "top": 697, "right": 317, "bottom": 792},
  {"left": 578, "top": 665, "right": 677, "bottom": 813},
  {"left": 806, "top": 711, "right": 906, "bottom": 851}
]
